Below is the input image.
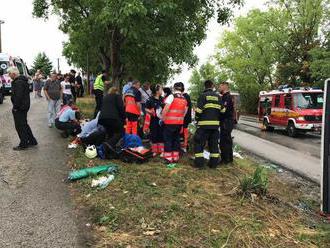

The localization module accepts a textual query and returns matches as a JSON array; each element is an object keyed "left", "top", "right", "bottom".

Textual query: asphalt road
[
  {"left": 234, "top": 116, "right": 321, "bottom": 183},
  {"left": 0, "top": 96, "right": 87, "bottom": 247},
  {"left": 237, "top": 116, "right": 321, "bottom": 158}
]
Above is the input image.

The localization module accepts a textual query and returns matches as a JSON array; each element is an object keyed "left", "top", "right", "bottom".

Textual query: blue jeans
[{"left": 48, "top": 99, "right": 61, "bottom": 124}]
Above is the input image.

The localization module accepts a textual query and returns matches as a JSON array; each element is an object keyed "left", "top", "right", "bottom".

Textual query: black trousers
[
  {"left": 194, "top": 128, "right": 220, "bottom": 168},
  {"left": 12, "top": 110, "right": 37, "bottom": 147},
  {"left": 220, "top": 119, "right": 234, "bottom": 163},
  {"left": 55, "top": 118, "right": 81, "bottom": 136},
  {"left": 77, "top": 85, "right": 84, "bottom": 97},
  {"left": 163, "top": 124, "right": 181, "bottom": 153},
  {"left": 93, "top": 89, "right": 104, "bottom": 118},
  {"left": 98, "top": 118, "right": 124, "bottom": 146}
]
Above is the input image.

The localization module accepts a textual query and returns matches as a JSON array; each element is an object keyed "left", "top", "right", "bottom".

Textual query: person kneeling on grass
[{"left": 55, "top": 102, "right": 81, "bottom": 138}]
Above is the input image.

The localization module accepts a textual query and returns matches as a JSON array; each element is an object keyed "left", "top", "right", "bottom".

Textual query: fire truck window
[
  {"left": 285, "top": 96, "right": 292, "bottom": 109},
  {"left": 274, "top": 95, "right": 280, "bottom": 107}
]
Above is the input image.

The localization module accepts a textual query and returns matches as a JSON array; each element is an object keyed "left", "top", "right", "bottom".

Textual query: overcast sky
[{"left": 1, "top": 0, "right": 266, "bottom": 80}]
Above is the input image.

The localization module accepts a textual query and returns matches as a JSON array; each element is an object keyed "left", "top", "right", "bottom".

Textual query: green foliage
[
  {"left": 240, "top": 167, "right": 269, "bottom": 197},
  {"left": 310, "top": 34, "right": 330, "bottom": 85},
  {"left": 33, "top": 0, "right": 243, "bottom": 86},
  {"left": 189, "top": 61, "right": 228, "bottom": 101},
  {"left": 274, "top": 0, "right": 328, "bottom": 85},
  {"left": 214, "top": 1, "right": 330, "bottom": 113},
  {"left": 31, "top": 52, "right": 53, "bottom": 76},
  {"left": 215, "top": 9, "right": 283, "bottom": 113}
]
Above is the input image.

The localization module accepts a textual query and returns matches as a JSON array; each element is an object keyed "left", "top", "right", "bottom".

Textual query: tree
[
  {"left": 189, "top": 61, "right": 228, "bottom": 101},
  {"left": 309, "top": 37, "right": 330, "bottom": 86},
  {"left": 32, "top": 0, "right": 243, "bottom": 87},
  {"left": 31, "top": 52, "right": 53, "bottom": 76},
  {"left": 274, "top": 0, "right": 329, "bottom": 85},
  {"left": 215, "top": 9, "right": 286, "bottom": 113}
]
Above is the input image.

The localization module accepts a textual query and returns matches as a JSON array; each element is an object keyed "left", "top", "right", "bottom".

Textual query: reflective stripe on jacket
[
  {"left": 195, "top": 88, "right": 223, "bottom": 129},
  {"left": 93, "top": 74, "right": 104, "bottom": 91},
  {"left": 163, "top": 94, "right": 187, "bottom": 125}
]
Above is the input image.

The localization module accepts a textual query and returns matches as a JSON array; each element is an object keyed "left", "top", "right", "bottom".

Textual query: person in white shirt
[
  {"left": 61, "top": 74, "right": 73, "bottom": 105},
  {"left": 139, "top": 82, "right": 152, "bottom": 115}
]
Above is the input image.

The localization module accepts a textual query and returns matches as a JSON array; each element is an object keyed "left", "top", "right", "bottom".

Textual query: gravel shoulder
[{"left": 0, "top": 97, "right": 87, "bottom": 248}]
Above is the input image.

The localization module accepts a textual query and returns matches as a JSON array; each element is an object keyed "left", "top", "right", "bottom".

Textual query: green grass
[
  {"left": 67, "top": 100, "right": 330, "bottom": 247},
  {"left": 68, "top": 147, "right": 330, "bottom": 248}
]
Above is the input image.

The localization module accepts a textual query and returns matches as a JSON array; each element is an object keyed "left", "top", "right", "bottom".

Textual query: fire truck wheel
[
  {"left": 287, "top": 122, "right": 297, "bottom": 137},
  {"left": 263, "top": 119, "right": 274, "bottom": 131}
]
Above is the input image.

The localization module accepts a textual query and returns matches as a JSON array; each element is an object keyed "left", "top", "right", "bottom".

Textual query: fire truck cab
[{"left": 258, "top": 87, "right": 323, "bottom": 137}]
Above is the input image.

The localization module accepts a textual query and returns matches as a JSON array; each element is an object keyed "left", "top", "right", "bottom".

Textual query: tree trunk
[{"left": 111, "top": 28, "right": 123, "bottom": 89}]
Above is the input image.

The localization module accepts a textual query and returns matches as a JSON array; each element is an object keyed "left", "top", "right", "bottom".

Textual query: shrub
[{"left": 240, "top": 167, "right": 269, "bottom": 197}]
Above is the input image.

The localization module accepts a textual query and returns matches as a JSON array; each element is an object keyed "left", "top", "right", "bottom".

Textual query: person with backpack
[
  {"left": 143, "top": 84, "right": 164, "bottom": 157},
  {"left": 162, "top": 82, "right": 188, "bottom": 163}
]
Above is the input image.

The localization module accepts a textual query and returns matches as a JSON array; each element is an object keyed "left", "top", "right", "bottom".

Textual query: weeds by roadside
[
  {"left": 68, "top": 98, "right": 330, "bottom": 247},
  {"left": 68, "top": 147, "right": 330, "bottom": 247}
]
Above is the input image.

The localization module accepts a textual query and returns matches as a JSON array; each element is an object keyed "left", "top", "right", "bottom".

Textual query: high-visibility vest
[
  {"left": 125, "top": 92, "right": 140, "bottom": 115},
  {"left": 93, "top": 74, "right": 104, "bottom": 91},
  {"left": 163, "top": 94, "right": 187, "bottom": 125}
]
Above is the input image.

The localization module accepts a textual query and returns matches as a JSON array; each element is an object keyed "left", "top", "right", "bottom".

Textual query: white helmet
[{"left": 85, "top": 145, "right": 97, "bottom": 159}]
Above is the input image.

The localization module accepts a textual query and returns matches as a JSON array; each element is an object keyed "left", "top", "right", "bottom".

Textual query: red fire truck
[{"left": 258, "top": 87, "right": 323, "bottom": 137}]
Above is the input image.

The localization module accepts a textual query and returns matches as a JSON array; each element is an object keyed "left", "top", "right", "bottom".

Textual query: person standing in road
[
  {"left": 75, "top": 72, "right": 84, "bottom": 97},
  {"left": 33, "top": 69, "right": 44, "bottom": 98},
  {"left": 93, "top": 70, "right": 110, "bottom": 118},
  {"left": 193, "top": 80, "right": 223, "bottom": 169},
  {"left": 44, "top": 72, "right": 62, "bottom": 128},
  {"left": 69, "top": 69, "right": 77, "bottom": 103},
  {"left": 61, "top": 74, "right": 73, "bottom": 105},
  {"left": 8, "top": 67, "right": 38, "bottom": 150},
  {"left": 219, "top": 81, "right": 234, "bottom": 164}
]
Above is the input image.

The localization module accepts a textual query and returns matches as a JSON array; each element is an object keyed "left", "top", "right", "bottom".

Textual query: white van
[{"left": 0, "top": 53, "right": 33, "bottom": 97}]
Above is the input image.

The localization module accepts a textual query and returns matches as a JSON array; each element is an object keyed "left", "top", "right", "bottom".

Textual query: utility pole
[
  {"left": 0, "top": 20, "right": 5, "bottom": 53},
  {"left": 321, "top": 78, "right": 330, "bottom": 214},
  {"left": 57, "top": 58, "right": 60, "bottom": 73}
]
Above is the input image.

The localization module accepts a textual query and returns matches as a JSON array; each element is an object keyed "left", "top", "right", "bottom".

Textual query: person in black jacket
[
  {"left": 98, "top": 87, "right": 126, "bottom": 145},
  {"left": 193, "top": 80, "right": 224, "bottom": 168},
  {"left": 8, "top": 67, "right": 37, "bottom": 150},
  {"left": 176, "top": 82, "right": 192, "bottom": 153},
  {"left": 219, "top": 82, "right": 234, "bottom": 164}
]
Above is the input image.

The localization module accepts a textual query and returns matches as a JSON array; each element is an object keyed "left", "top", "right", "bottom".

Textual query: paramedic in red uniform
[
  {"left": 143, "top": 84, "right": 164, "bottom": 157},
  {"left": 162, "top": 83, "right": 188, "bottom": 163},
  {"left": 124, "top": 80, "right": 142, "bottom": 135}
]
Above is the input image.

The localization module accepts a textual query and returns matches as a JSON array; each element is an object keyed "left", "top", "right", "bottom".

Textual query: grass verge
[{"left": 69, "top": 98, "right": 330, "bottom": 247}]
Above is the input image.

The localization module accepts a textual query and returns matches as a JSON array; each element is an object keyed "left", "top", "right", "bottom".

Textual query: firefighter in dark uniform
[
  {"left": 219, "top": 82, "right": 234, "bottom": 164},
  {"left": 193, "top": 80, "right": 224, "bottom": 168}
]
